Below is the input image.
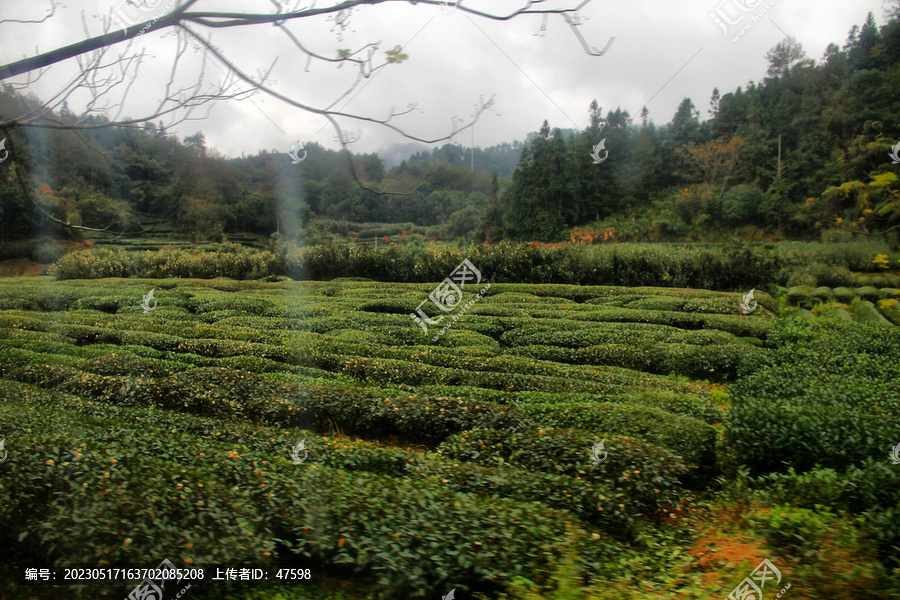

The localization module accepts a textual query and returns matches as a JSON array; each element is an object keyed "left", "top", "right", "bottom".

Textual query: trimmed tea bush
[
  {"left": 513, "top": 402, "right": 717, "bottom": 479},
  {"left": 726, "top": 319, "right": 900, "bottom": 475},
  {"left": 438, "top": 427, "right": 688, "bottom": 506}
]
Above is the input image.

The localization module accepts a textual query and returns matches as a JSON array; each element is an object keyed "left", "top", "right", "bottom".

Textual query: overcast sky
[{"left": 1, "top": 0, "right": 889, "bottom": 160}]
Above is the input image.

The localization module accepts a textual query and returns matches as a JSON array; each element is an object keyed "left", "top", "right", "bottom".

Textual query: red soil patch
[
  {"left": 0, "top": 259, "right": 46, "bottom": 277},
  {"left": 685, "top": 506, "right": 770, "bottom": 589}
]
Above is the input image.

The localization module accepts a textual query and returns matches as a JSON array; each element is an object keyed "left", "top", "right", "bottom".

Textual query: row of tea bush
[{"left": 52, "top": 241, "right": 897, "bottom": 290}]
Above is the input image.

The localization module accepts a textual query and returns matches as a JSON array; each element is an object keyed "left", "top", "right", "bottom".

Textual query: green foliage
[
  {"left": 833, "top": 286, "right": 856, "bottom": 302},
  {"left": 512, "top": 403, "right": 718, "bottom": 480},
  {"left": 55, "top": 246, "right": 280, "bottom": 280},
  {"left": 408, "top": 460, "right": 633, "bottom": 534},
  {"left": 726, "top": 318, "right": 900, "bottom": 475},
  {"left": 438, "top": 427, "right": 688, "bottom": 509},
  {"left": 746, "top": 504, "right": 834, "bottom": 555},
  {"left": 1, "top": 274, "right": 896, "bottom": 594},
  {"left": 0, "top": 392, "right": 589, "bottom": 597},
  {"left": 856, "top": 286, "right": 883, "bottom": 302}
]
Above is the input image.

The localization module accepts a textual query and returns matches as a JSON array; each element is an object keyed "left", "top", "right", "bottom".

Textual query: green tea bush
[
  {"left": 0, "top": 392, "right": 596, "bottom": 596},
  {"left": 49, "top": 242, "right": 895, "bottom": 293},
  {"left": 0, "top": 401, "right": 275, "bottom": 573},
  {"left": 500, "top": 389, "right": 723, "bottom": 424},
  {"left": 727, "top": 319, "right": 900, "bottom": 475},
  {"left": 288, "top": 384, "right": 531, "bottom": 445},
  {"left": 856, "top": 286, "right": 882, "bottom": 302},
  {"left": 754, "top": 461, "right": 900, "bottom": 516},
  {"left": 833, "top": 286, "right": 856, "bottom": 302},
  {"left": 4, "top": 362, "right": 533, "bottom": 446},
  {"left": 746, "top": 504, "right": 834, "bottom": 555},
  {"left": 218, "top": 354, "right": 297, "bottom": 373},
  {"left": 848, "top": 299, "right": 893, "bottom": 326},
  {"left": 55, "top": 247, "right": 280, "bottom": 280},
  {"left": 509, "top": 344, "right": 580, "bottom": 365},
  {"left": 786, "top": 285, "right": 816, "bottom": 308},
  {"left": 408, "top": 460, "right": 634, "bottom": 534},
  {"left": 52, "top": 243, "right": 787, "bottom": 290},
  {"left": 877, "top": 299, "right": 900, "bottom": 325},
  {"left": 72, "top": 295, "right": 128, "bottom": 313},
  {"left": 276, "top": 466, "right": 588, "bottom": 596},
  {"left": 438, "top": 427, "right": 688, "bottom": 506},
  {"left": 513, "top": 403, "right": 717, "bottom": 480},
  {"left": 811, "top": 286, "right": 834, "bottom": 302},
  {"left": 784, "top": 262, "right": 855, "bottom": 288},
  {"left": 574, "top": 342, "right": 754, "bottom": 381}
]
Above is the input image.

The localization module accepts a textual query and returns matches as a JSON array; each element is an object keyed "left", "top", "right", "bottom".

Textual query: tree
[
  {"left": 887, "top": 0, "right": 900, "bottom": 21},
  {"left": 765, "top": 37, "right": 814, "bottom": 78},
  {"left": 668, "top": 98, "right": 701, "bottom": 147},
  {"left": 500, "top": 120, "right": 574, "bottom": 241},
  {"left": 183, "top": 132, "right": 207, "bottom": 157},
  {"left": 709, "top": 88, "right": 720, "bottom": 118},
  {"left": 676, "top": 135, "right": 748, "bottom": 196},
  {"left": 0, "top": 0, "right": 613, "bottom": 234},
  {"left": 0, "top": 1, "right": 609, "bottom": 171}
]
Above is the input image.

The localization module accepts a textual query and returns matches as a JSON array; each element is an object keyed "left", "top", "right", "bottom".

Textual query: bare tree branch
[
  {"left": 1, "top": 1, "right": 605, "bottom": 80},
  {"left": 0, "top": 0, "right": 613, "bottom": 219}
]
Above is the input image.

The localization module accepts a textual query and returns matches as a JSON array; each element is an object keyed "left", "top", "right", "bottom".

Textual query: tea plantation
[{"left": 0, "top": 276, "right": 898, "bottom": 599}]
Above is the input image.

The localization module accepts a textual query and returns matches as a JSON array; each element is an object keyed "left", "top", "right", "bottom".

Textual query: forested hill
[
  {"left": 486, "top": 12, "right": 900, "bottom": 242},
  {"left": 0, "top": 12, "right": 898, "bottom": 246}
]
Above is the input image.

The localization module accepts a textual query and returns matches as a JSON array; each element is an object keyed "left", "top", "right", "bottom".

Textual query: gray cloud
[{"left": 1, "top": 0, "right": 886, "bottom": 159}]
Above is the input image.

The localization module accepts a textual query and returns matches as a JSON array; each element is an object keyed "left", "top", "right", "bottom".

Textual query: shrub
[
  {"left": 0, "top": 391, "right": 597, "bottom": 596},
  {"left": 856, "top": 286, "right": 882, "bottom": 302},
  {"left": 833, "top": 286, "right": 856, "bottom": 303},
  {"left": 513, "top": 402, "right": 717, "bottom": 481},
  {"left": 726, "top": 319, "right": 900, "bottom": 475},
  {"left": 746, "top": 504, "right": 835, "bottom": 554},
  {"left": 811, "top": 287, "right": 834, "bottom": 302},
  {"left": 438, "top": 427, "right": 688, "bottom": 506},
  {"left": 877, "top": 299, "right": 900, "bottom": 325},
  {"left": 3, "top": 362, "right": 533, "bottom": 446},
  {"left": 51, "top": 243, "right": 790, "bottom": 290},
  {"left": 755, "top": 461, "right": 900, "bottom": 516},
  {"left": 786, "top": 285, "right": 816, "bottom": 308},
  {"left": 0, "top": 400, "right": 275, "bottom": 577},
  {"left": 575, "top": 342, "right": 756, "bottom": 381},
  {"left": 848, "top": 299, "right": 893, "bottom": 327},
  {"left": 408, "top": 460, "right": 634, "bottom": 534}
]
